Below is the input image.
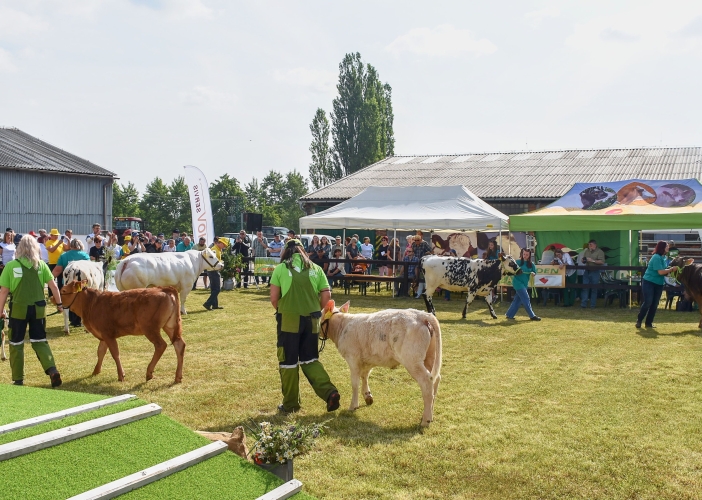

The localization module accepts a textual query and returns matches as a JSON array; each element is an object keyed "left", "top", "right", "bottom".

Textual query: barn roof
[
  {"left": 0, "top": 127, "right": 116, "bottom": 178},
  {"left": 301, "top": 147, "right": 702, "bottom": 202}
]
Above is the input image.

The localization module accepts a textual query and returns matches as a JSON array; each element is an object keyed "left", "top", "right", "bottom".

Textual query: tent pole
[
  {"left": 629, "top": 230, "right": 632, "bottom": 309},
  {"left": 499, "top": 226, "right": 503, "bottom": 303},
  {"left": 342, "top": 229, "right": 346, "bottom": 258},
  {"left": 392, "top": 229, "right": 397, "bottom": 298}
]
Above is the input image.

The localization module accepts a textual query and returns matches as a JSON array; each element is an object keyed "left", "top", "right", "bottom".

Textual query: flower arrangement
[
  {"left": 220, "top": 250, "right": 244, "bottom": 282},
  {"left": 248, "top": 418, "right": 327, "bottom": 465}
]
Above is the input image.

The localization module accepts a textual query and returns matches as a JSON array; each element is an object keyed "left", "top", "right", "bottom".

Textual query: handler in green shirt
[
  {"left": 0, "top": 235, "right": 62, "bottom": 387},
  {"left": 270, "top": 239, "right": 340, "bottom": 413}
]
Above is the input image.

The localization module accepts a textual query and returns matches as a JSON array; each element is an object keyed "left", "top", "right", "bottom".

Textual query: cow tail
[{"left": 425, "top": 315, "right": 442, "bottom": 385}]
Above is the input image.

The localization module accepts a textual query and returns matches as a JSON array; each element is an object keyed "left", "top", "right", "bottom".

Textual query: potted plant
[
  {"left": 248, "top": 418, "right": 327, "bottom": 482},
  {"left": 220, "top": 250, "right": 243, "bottom": 290}
]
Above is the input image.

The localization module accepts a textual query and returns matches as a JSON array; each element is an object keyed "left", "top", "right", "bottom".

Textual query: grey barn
[{"left": 0, "top": 127, "right": 116, "bottom": 234}]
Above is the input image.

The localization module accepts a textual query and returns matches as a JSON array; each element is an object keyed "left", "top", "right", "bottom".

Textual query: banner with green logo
[{"left": 499, "top": 264, "right": 565, "bottom": 288}]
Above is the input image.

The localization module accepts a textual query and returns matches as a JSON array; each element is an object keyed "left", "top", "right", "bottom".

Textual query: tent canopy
[
  {"left": 510, "top": 178, "right": 702, "bottom": 231},
  {"left": 299, "top": 185, "right": 508, "bottom": 231}
]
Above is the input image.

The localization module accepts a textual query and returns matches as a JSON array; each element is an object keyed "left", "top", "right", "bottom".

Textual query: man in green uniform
[
  {"left": 0, "top": 235, "right": 62, "bottom": 387},
  {"left": 270, "top": 239, "right": 340, "bottom": 413}
]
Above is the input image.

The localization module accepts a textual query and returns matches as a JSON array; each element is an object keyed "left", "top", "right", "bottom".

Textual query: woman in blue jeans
[
  {"left": 636, "top": 240, "right": 679, "bottom": 329},
  {"left": 505, "top": 248, "right": 541, "bottom": 321}
]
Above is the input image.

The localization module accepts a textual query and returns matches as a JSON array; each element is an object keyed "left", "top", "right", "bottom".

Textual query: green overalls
[
  {"left": 277, "top": 264, "right": 337, "bottom": 412},
  {"left": 8, "top": 263, "right": 57, "bottom": 382}
]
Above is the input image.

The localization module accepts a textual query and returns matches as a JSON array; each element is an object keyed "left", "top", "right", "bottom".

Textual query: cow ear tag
[
  {"left": 339, "top": 301, "right": 350, "bottom": 313},
  {"left": 685, "top": 258, "right": 695, "bottom": 267},
  {"left": 76, "top": 282, "right": 83, "bottom": 292},
  {"left": 498, "top": 253, "right": 506, "bottom": 261}
]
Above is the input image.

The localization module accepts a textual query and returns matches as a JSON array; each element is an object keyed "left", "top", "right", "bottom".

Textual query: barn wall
[{"left": 0, "top": 169, "right": 114, "bottom": 234}]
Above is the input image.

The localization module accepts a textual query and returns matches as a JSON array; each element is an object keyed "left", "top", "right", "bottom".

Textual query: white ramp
[
  {"left": 68, "top": 441, "right": 228, "bottom": 500},
  {"left": 0, "top": 403, "right": 161, "bottom": 461},
  {"left": 0, "top": 394, "right": 136, "bottom": 435},
  {"left": 256, "top": 480, "right": 304, "bottom": 500}
]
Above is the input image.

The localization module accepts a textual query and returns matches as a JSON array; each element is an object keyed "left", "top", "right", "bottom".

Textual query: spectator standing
[
  {"left": 401, "top": 248, "right": 419, "bottom": 297},
  {"left": 0, "top": 235, "right": 62, "bottom": 387},
  {"left": 63, "top": 230, "right": 73, "bottom": 250},
  {"left": 307, "top": 235, "right": 320, "bottom": 256},
  {"left": 286, "top": 229, "right": 295, "bottom": 242},
  {"left": 505, "top": 248, "right": 541, "bottom": 321},
  {"left": 580, "top": 239, "right": 606, "bottom": 309},
  {"left": 128, "top": 233, "right": 146, "bottom": 255},
  {"left": 252, "top": 231, "right": 269, "bottom": 285},
  {"left": 637, "top": 241, "right": 678, "bottom": 329},
  {"left": 89, "top": 235, "right": 108, "bottom": 271},
  {"left": 53, "top": 239, "right": 90, "bottom": 327},
  {"left": 45, "top": 229, "right": 65, "bottom": 299},
  {"left": 203, "top": 238, "right": 228, "bottom": 311},
  {"left": 318, "top": 236, "right": 332, "bottom": 259},
  {"left": 483, "top": 240, "right": 500, "bottom": 260},
  {"left": 233, "top": 230, "right": 252, "bottom": 289},
  {"left": 37, "top": 229, "right": 48, "bottom": 244},
  {"left": 31, "top": 232, "right": 49, "bottom": 263},
  {"left": 1, "top": 230, "right": 16, "bottom": 269},
  {"left": 268, "top": 234, "right": 284, "bottom": 258},
  {"left": 176, "top": 236, "right": 193, "bottom": 252},
  {"left": 86, "top": 223, "right": 102, "bottom": 251},
  {"left": 412, "top": 234, "right": 432, "bottom": 298},
  {"left": 376, "top": 236, "right": 390, "bottom": 277},
  {"left": 360, "top": 237, "right": 374, "bottom": 259},
  {"left": 269, "top": 238, "right": 340, "bottom": 414},
  {"left": 172, "top": 229, "right": 182, "bottom": 245}
]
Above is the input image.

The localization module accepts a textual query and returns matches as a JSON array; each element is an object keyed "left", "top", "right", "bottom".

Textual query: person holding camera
[
  {"left": 580, "top": 239, "right": 605, "bottom": 309},
  {"left": 128, "top": 232, "right": 146, "bottom": 255}
]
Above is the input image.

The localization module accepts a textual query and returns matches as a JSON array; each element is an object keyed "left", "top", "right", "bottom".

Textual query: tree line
[
  {"left": 112, "top": 170, "right": 308, "bottom": 236},
  {"left": 309, "top": 52, "right": 395, "bottom": 190}
]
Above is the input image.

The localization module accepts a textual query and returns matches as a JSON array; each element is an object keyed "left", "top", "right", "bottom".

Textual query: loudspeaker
[{"left": 244, "top": 213, "right": 263, "bottom": 233}]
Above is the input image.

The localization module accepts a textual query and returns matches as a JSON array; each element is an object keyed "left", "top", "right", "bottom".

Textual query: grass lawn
[{"left": 4, "top": 285, "right": 702, "bottom": 499}]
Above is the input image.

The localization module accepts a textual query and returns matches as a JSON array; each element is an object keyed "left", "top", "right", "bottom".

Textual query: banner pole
[{"left": 392, "top": 229, "right": 397, "bottom": 298}]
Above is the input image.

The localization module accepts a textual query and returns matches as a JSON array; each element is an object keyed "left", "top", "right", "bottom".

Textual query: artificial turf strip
[
  {"left": 0, "top": 384, "right": 108, "bottom": 425},
  {"left": 0, "top": 413, "right": 315, "bottom": 500},
  {"left": 0, "top": 399, "right": 146, "bottom": 446}
]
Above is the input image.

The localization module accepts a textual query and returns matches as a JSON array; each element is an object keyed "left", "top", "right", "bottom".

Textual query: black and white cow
[{"left": 417, "top": 254, "right": 522, "bottom": 318}]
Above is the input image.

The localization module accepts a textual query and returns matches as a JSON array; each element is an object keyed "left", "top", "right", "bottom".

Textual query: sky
[{"left": 1, "top": 1, "right": 701, "bottom": 192}]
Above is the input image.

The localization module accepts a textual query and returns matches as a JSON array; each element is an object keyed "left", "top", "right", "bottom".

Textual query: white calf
[
  {"left": 115, "top": 249, "right": 223, "bottom": 315},
  {"left": 321, "top": 300, "right": 442, "bottom": 427},
  {"left": 62, "top": 260, "right": 105, "bottom": 334}
]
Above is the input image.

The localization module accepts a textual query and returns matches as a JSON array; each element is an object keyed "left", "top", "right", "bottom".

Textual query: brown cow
[
  {"left": 58, "top": 282, "right": 185, "bottom": 382},
  {"left": 669, "top": 257, "right": 702, "bottom": 329}
]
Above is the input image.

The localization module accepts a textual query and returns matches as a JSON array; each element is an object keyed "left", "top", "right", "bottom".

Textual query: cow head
[
  {"left": 669, "top": 256, "right": 696, "bottom": 269},
  {"left": 499, "top": 253, "right": 522, "bottom": 275},
  {"left": 322, "top": 300, "right": 350, "bottom": 322},
  {"left": 201, "top": 248, "right": 224, "bottom": 271}
]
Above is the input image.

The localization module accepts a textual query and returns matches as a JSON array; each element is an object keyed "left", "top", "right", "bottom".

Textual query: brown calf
[
  {"left": 669, "top": 257, "right": 702, "bottom": 329},
  {"left": 59, "top": 282, "right": 186, "bottom": 382}
]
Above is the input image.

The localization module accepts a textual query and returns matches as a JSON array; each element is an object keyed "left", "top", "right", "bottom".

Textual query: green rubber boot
[
  {"left": 31, "top": 340, "right": 56, "bottom": 374},
  {"left": 9, "top": 341, "right": 25, "bottom": 383}
]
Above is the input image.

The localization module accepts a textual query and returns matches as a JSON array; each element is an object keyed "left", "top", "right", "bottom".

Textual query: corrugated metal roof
[
  {"left": 301, "top": 147, "right": 702, "bottom": 202},
  {"left": 0, "top": 127, "right": 116, "bottom": 178}
]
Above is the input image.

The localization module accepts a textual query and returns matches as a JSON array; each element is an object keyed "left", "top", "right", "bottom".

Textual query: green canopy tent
[{"left": 510, "top": 178, "right": 702, "bottom": 266}]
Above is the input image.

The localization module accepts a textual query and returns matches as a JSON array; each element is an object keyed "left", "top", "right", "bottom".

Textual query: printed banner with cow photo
[
  {"left": 499, "top": 264, "right": 565, "bottom": 288},
  {"left": 254, "top": 257, "right": 279, "bottom": 276}
]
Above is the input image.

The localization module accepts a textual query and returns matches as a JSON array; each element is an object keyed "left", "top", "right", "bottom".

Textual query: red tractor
[{"left": 113, "top": 217, "right": 145, "bottom": 245}]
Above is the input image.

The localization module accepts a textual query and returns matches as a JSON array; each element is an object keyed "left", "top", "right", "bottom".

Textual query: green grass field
[{"left": 3, "top": 285, "right": 702, "bottom": 499}]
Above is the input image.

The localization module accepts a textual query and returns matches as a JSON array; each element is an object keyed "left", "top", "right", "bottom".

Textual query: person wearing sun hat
[
  {"left": 269, "top": 238, "right": 340, "bottom": 414},
  {"left": 203, "top": 237, "right": 228, "bottom": 311},
  {"left": 44, "top": 229, "right": 65, "bottom": 301}
]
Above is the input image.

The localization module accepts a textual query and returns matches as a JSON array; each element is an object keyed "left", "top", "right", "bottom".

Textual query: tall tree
[
  {"left": 112, "top": 182, "right": 141, "bottom": 218},
  {"left": 167, "top": 176, "right": 192, "bottom": 235},
  {"left": 308, "top": 108, "right": 337, "bottom": 189},
  {"left": 139, "top": 177, "right": 171, "bottom": 235},
  {"left": 210, "top": 174, "right": 246, "bottom": 235},
  {"left": 330, "top": 52, "right": 394, "bottom": 178}
]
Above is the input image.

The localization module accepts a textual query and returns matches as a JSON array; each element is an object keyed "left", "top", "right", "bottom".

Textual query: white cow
[
  {"left": 114, "top": 249, "right": 223, "bottom": 315},
  {"left": 321, "top": 300, "right": 442, "bottom": 427},
  {"left": 62, "top": 260, "right": 106, "bottom": 334}
]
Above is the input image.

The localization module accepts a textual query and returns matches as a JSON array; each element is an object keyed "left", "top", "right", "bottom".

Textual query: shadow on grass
[{"left": 636, "top": 328, "right": 702, "bottom": 339}]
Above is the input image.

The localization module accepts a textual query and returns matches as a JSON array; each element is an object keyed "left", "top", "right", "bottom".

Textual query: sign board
[
  {"left": 254, "top": 257, "right": 279, "bottom": 276},
  {"left": 499, "top": 264, "right": 565, "bottom": 288}
]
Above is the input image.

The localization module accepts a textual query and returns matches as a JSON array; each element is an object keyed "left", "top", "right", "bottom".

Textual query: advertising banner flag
[{"left": 184, "top": 166, "right": 214, "bottom": 245}]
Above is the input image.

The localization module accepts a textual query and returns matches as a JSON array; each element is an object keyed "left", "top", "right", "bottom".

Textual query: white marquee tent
[{"left": 299, "top": 185, "right": 508, "bottom": 231}]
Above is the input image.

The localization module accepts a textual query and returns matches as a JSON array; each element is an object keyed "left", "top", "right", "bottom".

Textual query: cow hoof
[
  {"left": 364, "top": 394, "right": 374, "bottom": 405},
  {"left": 174, "top": 378, "right": 182, "bottom": 384},
  {"left": 349, "top": 405, "right": 359, "bottom": 411},
  {"left": 146, "top": 373, "right": 154, "bottom": 381},
  {"left": 421, "top": 420, "right": 432, "bottom": 427}
]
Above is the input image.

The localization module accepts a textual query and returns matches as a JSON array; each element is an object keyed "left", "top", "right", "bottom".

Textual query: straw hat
[
  {"left": 49, "top": 228, "right": 60, "bottom": 236},
  {"left": 124, "top": 235, "right": 132, "bottom": 241}
]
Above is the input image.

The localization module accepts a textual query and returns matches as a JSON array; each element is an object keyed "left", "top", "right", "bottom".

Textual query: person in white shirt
[
  {"left": 163, "top": 239, "right": 177, "bottom": 252},
  {"left": 553, "top": 248, "right": 576, "bottom": 307},
  {"left": 85, "top": 223, "right": 102, "bottom": 251}
]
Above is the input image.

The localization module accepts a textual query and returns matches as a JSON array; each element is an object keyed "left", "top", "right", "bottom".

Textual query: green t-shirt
[
  {"left": 271, "top": 254, "right": 329, "bottom": 299},
  {"left": 0, "top": 258, "right": 54, "bottom": 293},
  {"left": 512, "top": 260, "right": 536, "bottom": 290}
]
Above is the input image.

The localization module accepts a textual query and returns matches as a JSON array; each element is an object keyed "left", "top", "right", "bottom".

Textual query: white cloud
[
  {"left": 385, "top": 24, "right": 497, "bottom": 57},
  {"left": 165, "top": 0, "right": 213, "bottom": 21},
  {"left": 0, "top": 48, "right": 17, "bottom": 73},
  {"left": 178, "top": 86, "right": 235, "bottom": 107},
  {"left": 273, "top": 67, "right": 337, "bottom": 93},
  {"left": 0, "top": 6, "right": 47, "bottom": 38},
  {"left": 524, "top": 7, "right": 560, "bottom": 28}
]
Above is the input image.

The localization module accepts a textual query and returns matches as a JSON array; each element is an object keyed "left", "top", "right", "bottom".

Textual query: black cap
[
  {"left": 13, "top": 234, "right": 22, "bottom": 244},
  {"left": 173, "top": 228, "right": 180, "bottom": 233},
  {"left": 5, "top": 228, "right": 13, "bottom": 232}
]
